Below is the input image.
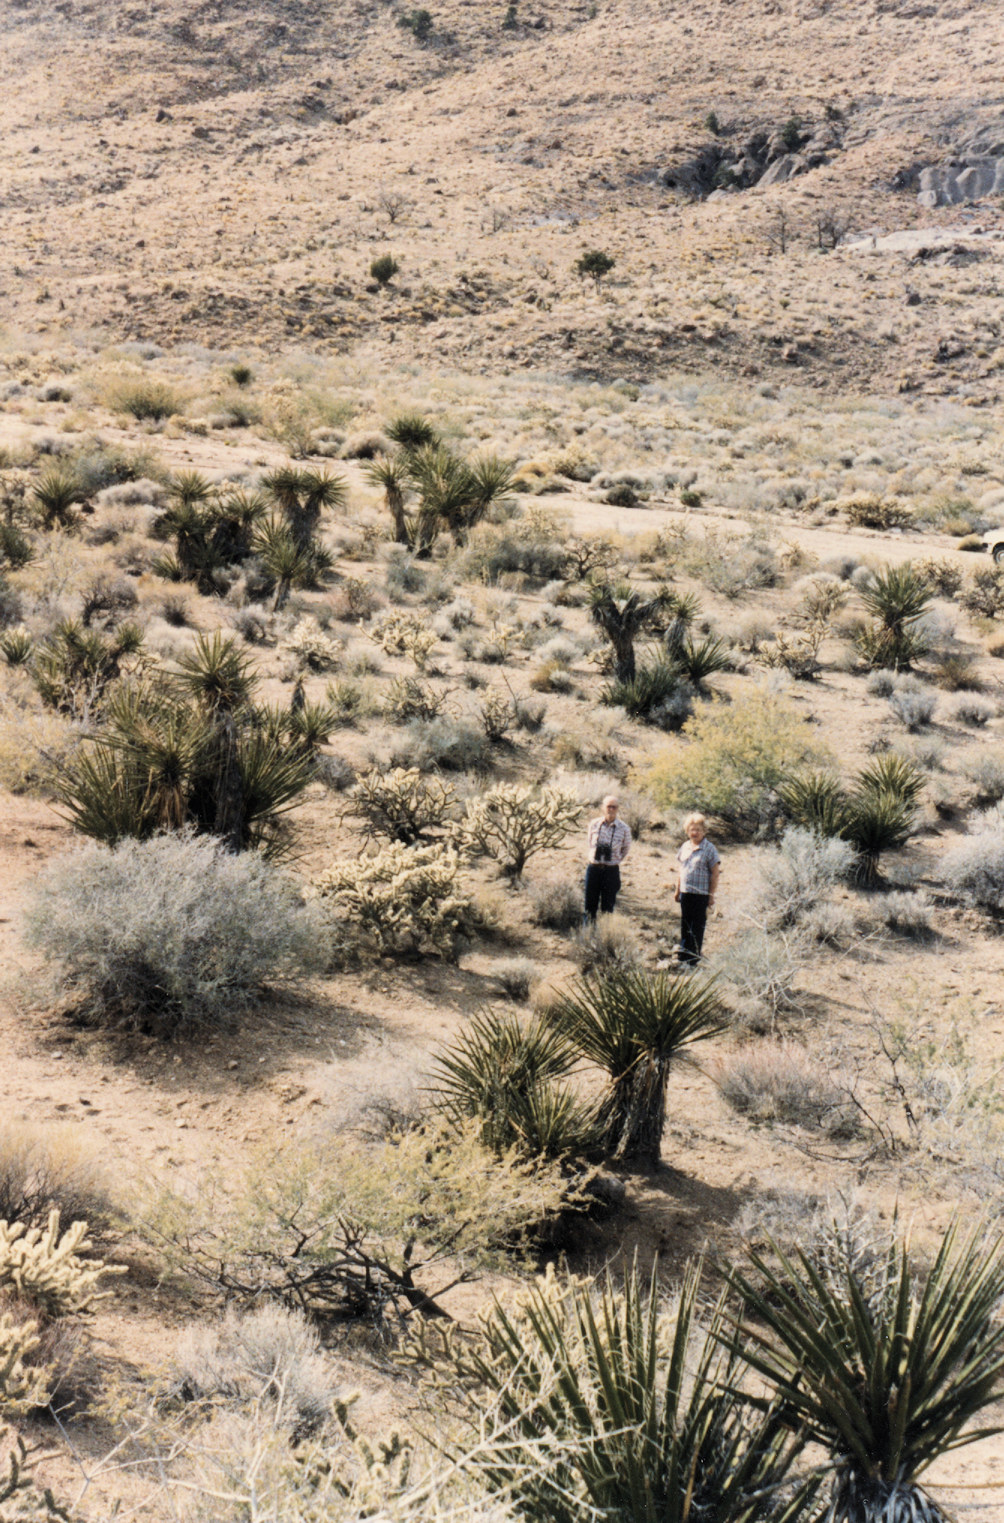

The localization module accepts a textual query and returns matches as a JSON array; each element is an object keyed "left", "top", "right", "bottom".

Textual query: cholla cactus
[
  {"left": 369, "top": 612, "right": 436, "bottom": 671},
  {"left": 350, "top": 767, "right": 457, "bottom": 844},
  {"left": 479, "top": 687, "right": 517, "bottom": 743},
  {"left": 279, "top": 616, "right": 344, "bottom": 673},
  {"left": 316, "top": 843, "right": 473, "bottom": 958},
  {"left": 457, "top": 783, "right": 581, "bottom": 880},
  {"left": 0, "top": 1315, "right": 51, "bottom": 1414},
  {"left": 0, "top": 1212, "right": 124, "bottom": 1319}
]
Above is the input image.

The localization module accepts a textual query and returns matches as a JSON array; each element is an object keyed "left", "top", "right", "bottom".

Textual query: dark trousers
[
  {"left": 584, "top": 864, "right": 621, "bottom": 921},
  {"left": 678, "top": 892, "right": 709, "bottom": 964}
]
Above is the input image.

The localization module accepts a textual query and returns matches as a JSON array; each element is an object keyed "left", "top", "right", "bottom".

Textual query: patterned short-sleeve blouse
[{"left": 676, "top": 837, "right": 720, "bottom": 895}]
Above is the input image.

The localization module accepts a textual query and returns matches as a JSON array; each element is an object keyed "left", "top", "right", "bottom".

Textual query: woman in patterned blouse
[
  {"left": 674, "top": 812, "right": 720, "bottom": 966},
  {"left": 584, "top": 795, "right": 632, "bottom": 923}
]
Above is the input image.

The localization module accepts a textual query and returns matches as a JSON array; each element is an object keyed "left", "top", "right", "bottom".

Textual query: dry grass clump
[
  {"left": 0, "top": 1122, "right": 117, "bottom": 1232},
  {"left": 571, "top": 914, "right": 643, "bottom": 973},
  {"left": 528, "top": 877, "right": 583, "bottom": 932},
  {"left": 714, "top": 1042, "right": 854, "bottom": 1132}
]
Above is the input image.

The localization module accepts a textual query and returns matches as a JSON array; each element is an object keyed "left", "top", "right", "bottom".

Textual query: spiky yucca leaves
[
  {"left": 779, "top": 771, "right": 850, "bottom": 839},
  {"left": 671, "top": 631, "right": 732, "bottom": 689},
  {"left": 856, "top": 753, "right": 926, "bottom": 809},
  {"left": 429, "top": 1008, "right": 598, "bottom": 1160},
  {"left": 550, "top": 969, "right": 725, "bottom": 1165},
  {"left": 31, "top": 619, "right": 144, "bottom": 720},
  {"left": 386, "top": 412, "right": 440, "bottom": 452},
  {"left": 589, "top": 585, "right": 660, "bottom": 683},
  {"left": 175, "top": 631, "right": 255, "bottom": 713},
  {"left": 855, "top": 565, "right": 932, "bottom": 672},
  {"left": 842, "top": 790, "right": 915, "bottom": 886},
  {"left": 437, "top": 1261, "right": 814, "bottom": 1523},
  {"left": 31, "top": 468, "right": 87, "bottom": 530},
  {"left": 729, "top": 1224, "right": 1004, "bottom": 1523},
  {"left": 364, "top": 453, "right": 412, "bottom": 543},
  {"left": 253, "top": 516, "right": 318, "bottom": 611},
  {"left": 601, "top": 649, "right": 689, "bottom": 721},
  {"left": 0, "top": 520, "right": 34, "bottom": 571},
  {"left": 0, "top": 628, "right": 33, "bottom": 666},
  {"left": 263, "top": 466, "right": 346, "bottom": 550},
  {"left": 406, "top": 444, "right": 516, "bottom": 550}
]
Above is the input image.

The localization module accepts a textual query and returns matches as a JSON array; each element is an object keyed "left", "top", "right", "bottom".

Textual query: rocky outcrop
[
  {"left": 917, "top": 158, "right": 1004, "bottom": 207},
  {"left": 659, "top": 119, "right": 841, "bottom": 199}
]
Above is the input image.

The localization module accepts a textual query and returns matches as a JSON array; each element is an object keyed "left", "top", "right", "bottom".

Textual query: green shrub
[
  {"left": 961, "top": 565, "right": 1004, "bottom": 619},
  {"left": 109, "top": 377, "right": 181, "bottom": 421},
  {"left": 574, "top": 249, "right": 616, "bottom": 286},
  {"left": 390, "top": 715, "right": 491, "bottom": 772},
  {"left": 370, "top": 254, "right": 400, "bottom": 286},
  {"left": 397, "top": 7, "right": 433, "bottom": 39},
  {"left": 644, "top": 688, "right": 829, "bottom": 836},
  {"left": 25, "top": 832, "right": 322, "bottom": 1035}
]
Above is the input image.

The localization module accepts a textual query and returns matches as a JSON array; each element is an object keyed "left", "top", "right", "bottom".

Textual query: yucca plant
[
  {"left": 0, "top": 520, "right": 34, "bottom": 570},
  {"left": 386, "top": 412, "right": 440, "bottom": 451},
  {"left": 601, "top": 652, "right": 691, "bottom": 723},
  {"left": 32, "top": 618, "right": 144, "bottom": 719},
  {"left": 447, "top": 1260, "right": 815, "bottom": 1523},
  {"left": 779, "top": 771, "right": 850, "bottom": 838},
  {"left": 263, "top": 466, "right": 346, "bottom": 549},
  {"left": 856, "top": 752, "right": 926, "bottom": 809},
  {"left": 550, "top": 969, "right": 725, "bottom": 1165},
  {"left": 0, "top": 628, "right": 33, "bottom": 666},
  {"left": 729, "top": 1223, "right": 1004, "bottom": 1523},
  {"left": 285, "top": 697, "right": 340, "bottom": 755},
  {"left": 364, "top": 453, "right": 412, "bottom": 543},
  {"left": 842, "top": 789, "right": 914, "bottom": 885},
  {"left": 653, "top": 587, "right": 701, "bottom": 651},
  {"left": 253, "top": 516, "right": 316, "bottom": 611},
  {"left": 670, "top": 631, "right": 731, "bottom": 689},
  {"left": 428, "top": 1007, "right": 592, "bottom": 1159},
  {"left": 589, "top": 585, "right": 660, "bottom": 683},
  {"left": 175, "top": 631, "right": 255, "bottom": 713},
  {"left": 856, "top": 565, "right": 932, "bottom": 671},
  {"left": 31, "top": 468, "right": 86, "bottom": 529}
]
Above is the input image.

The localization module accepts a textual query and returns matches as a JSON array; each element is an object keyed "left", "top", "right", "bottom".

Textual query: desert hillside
[
  {"left": 2, "top": 0, "right": 1003, "bottom": 393},
  {"left": 3, "top": 0, "right": 1004, "bottom": 1519}
]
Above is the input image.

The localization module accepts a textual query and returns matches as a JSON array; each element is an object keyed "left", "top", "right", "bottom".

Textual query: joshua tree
[
  {"left": 365, "top": 454, "right": 411, "bottom": 544},
  {"left": 589, "top": 584, "right": 660, "bottom": 683}
]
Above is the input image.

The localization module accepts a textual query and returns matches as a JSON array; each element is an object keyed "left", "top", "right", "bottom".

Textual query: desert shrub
[
  {"left": 927, "top": 648, "right": 982, "bottom": 690},
  {"left": 948, "top": 693, "right": 995, "bottom": 727},
  {"left": 316, "top": 842, "right": 475, "bottom": 959},
  {"left": 0, "top": 628, "right": 33, "bottom": 666},
  {"left": 914, "top": 557, "right": 963, "bottom": 598},
  {"left": 0, "top": 1211, "right": 122, "bottom": 1320},
  {"left": 529, "top": 878, "right": 582, "bottom": 932},
  {"left": 384, "top": 546, "right": 427, "bottom": 596},
  {"left": 713, "top": 925, "right": 813, "bottom": 1032},
  {"left": 750, "top": 828, "right": 856, "bottom": 929},
  {"left": 842, "top": 494, "right": 912, "bottom": 530},
  {"left": 461, "top": 520, "right": 568, "bottom": 584},
  {"left": 571, "top": 914, "right": 643, "bottom": 974},
  {"left": 682, "top": 525, "right": 779, "bottom": 598},
  {"left": 379, "top": 675, "right": 448, "bottom": 724},
  {"left": 478, "top": 686, "right": 519, "bottom": 744},
  {"left": 370, "top": 611, "right": 437, "bottom": 670},
  {"left": 108, "top": 377, "right": 181, "bottom": 421},
  {"left": 279, "top": 617, "right": 343, "bottom": 673},
  {"left": 370, "top": 253, "right": 400, "bottom": 285},
  {"left": 715, "top": 1042, "right": 852, "bottom": 1131},
  {"left": 888, "top": 685, "right": 937, "bottom": 730},
  {"left": 0, "top": 1123, "right": 115, "bottom": 1233},
  {"left": 151, "top": 1122, "right": 575, "bottom": 1330},
  {"left": 25, "top": 833, "right": 322, "bottom": 1035},
  {"left": 168, "top": 1303, "right": 335, "bottom": 1432},
  {"left": 390, "top": 715, "right": 491, "bottom": 772},
  {"left": 457, "top": 783, "right": 581, "bottom": 880},
  {"left": 0, "top": 701, "right": 79, "bottom": 796},
  {"left": 958, "top": 748, "right": 1004, "bottom": 804},
  {"left": 349, "top": 767, "right": 457, "bottom": 843},
  {"left": 492, "top": 958, "right": 541, "bottom": 1002},
  {"left": 960, "top": 566, "right": 1004, "bottom": 619},
  {"left": 644, "top": 688, "right": 828, "bottom": 837},
  {"left": 438, "top": 595, "right": 476, "bottom": 630},
  {"left": 942, "top": 809, "right": 1004, "bottom": 910},
  {"left": 79, "top": 574, "right": 138, "bottom": 629},
  {"left": 876, "top": 889, "right": 934, "bottom": 938}
]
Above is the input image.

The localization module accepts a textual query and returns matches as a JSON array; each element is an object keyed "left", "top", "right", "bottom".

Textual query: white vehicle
[{"left": 982, "top": 528, "right": 1004, "bottom": 564}]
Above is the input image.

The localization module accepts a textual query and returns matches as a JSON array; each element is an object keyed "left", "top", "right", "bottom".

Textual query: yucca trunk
[
  {"left": 831, "top": 1469, "right": 950, "bottom": 1523},
  {"left": 603, "top": 1056, "right": 668, "bottom": 1166},
  {"left": 385, "top": 482, "right": 410, "bottom": 544}
]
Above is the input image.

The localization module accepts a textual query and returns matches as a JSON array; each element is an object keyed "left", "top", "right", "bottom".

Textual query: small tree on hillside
[
  {"left": 575, "top": 249, "right": 616, "bottom": 290},
  {"left": 590, "top": 584, "right": 660, "bottom": 683}
]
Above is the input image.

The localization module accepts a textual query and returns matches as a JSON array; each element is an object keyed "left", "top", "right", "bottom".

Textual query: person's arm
[
  {"left": 618, "top": 822, "right": 632, "bottom": 863},
  {"left": 708, "top": 861, "right": 720, "bottom": 906},
  {"left": 673, "top": 847, "right": 682, "bottom": 902}
]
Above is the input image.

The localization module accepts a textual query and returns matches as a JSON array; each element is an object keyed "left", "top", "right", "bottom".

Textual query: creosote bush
[
  {"left": 645, "top": 687, "right": 828, "bottom": 837},
  {"left": 25, "top": 832, "right": 323, "bottom": 1035}
]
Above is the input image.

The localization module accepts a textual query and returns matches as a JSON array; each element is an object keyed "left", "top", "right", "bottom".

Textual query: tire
[{"left": 993, "top": 544, "right": 1004, "bottom": 565}]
